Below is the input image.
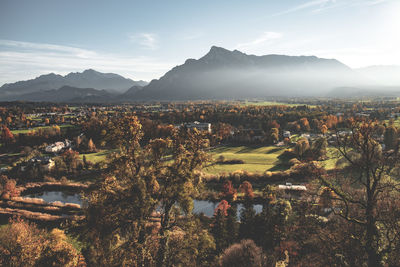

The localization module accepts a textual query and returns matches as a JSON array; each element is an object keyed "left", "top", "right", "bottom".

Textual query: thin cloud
[
  {"left": 0, "top": 39, "right": 177, "bottom": 85},
  {"left": 235, "top": 32, "right": 283, "bottom": 51},
  {"left": 271, "top": 0, "right": 334, "bottom": 17},
  {"left": 128, "top": 33, "right": 158, "bottom": 50}
]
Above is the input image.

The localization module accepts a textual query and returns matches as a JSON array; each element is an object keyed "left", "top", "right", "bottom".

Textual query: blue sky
[{"left": 0, "top": 0, "right": 399, "bottom": 84}]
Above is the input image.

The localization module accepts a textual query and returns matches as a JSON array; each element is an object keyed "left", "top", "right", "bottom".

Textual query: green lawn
[
  {"left": 204, "top": 145, "right": 290, "bottom": 174},
  {"left": 80, "top": 149, "right": 114, "bottom": 163},
  {"left": 321, "top": 147, "right": 341, "bottom": 170},
  {"left": 241, "top": 101, "right": 316, "bottom": 108},
  {"left": 384, "top": 119, "right": 400, "bottom": 128},
  {"left": 12, "top": 124, "right": 75, "bottom": 134}
]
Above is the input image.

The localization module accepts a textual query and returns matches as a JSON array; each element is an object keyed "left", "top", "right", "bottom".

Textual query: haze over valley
[{"left": 1, "top": 46, "right": 400, "bottom": 102}]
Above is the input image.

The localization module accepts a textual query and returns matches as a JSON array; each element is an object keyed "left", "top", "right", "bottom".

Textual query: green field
[
  {"left": 79, "top": 149, "right": 114, "bottom": 163},
  {"left": 205, "top": 145, "right": 290, "bottom": 174},
  {"left": 241, "top": 101, "right": 316, "bottom": 108},
  {"left": 11, "top": 124, "right": 75, "bottom": 134},
  {"left": 384, "top": 119, "right": 400, "bottom": 128}
]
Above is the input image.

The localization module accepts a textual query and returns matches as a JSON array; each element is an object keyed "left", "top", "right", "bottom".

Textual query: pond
[
  {"left": 193, "top": 200, "right": 263, "bottom": 218},
  {"left": 26, "top": 191, "right": 83, "bottom": 205},
  {"left": 25, "top": 191, "right": 263, "bottom": 218}
]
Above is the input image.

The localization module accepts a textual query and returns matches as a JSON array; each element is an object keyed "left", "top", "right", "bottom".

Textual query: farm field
[
  {"left": 205, "top": 145, "right": 290, "bottom": 174},
  {"left": 241, "top": 100, "right": 316, "bottom": 108},
  {"left": 11, "top": 124, "right": 75, "bottom": 134}
]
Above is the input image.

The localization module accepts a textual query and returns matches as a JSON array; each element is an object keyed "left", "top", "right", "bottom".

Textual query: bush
[
  {"left": 218, "top": 159, "right": 245, "bottom": 165},
  {"left": 220, "top": 239, "right": 265, "bottom": 267},
  {"left": 0, "top": 218, "right": 79, "bottom": 267}
]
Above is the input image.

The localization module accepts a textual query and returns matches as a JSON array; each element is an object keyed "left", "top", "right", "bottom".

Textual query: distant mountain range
[
  {"left": 1, "top": 47, "right": 400, "bottom": 102},
  {"left": 0, "top": 69, "right": 147, "bottom": 100}
]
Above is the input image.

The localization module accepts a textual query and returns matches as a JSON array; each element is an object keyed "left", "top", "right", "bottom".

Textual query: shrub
[
  {"left": 0, "top": 218, "right": 79, "bottom": 267},
  {"left": 220, "top": 239, "right": 265, "bottom": 267}
]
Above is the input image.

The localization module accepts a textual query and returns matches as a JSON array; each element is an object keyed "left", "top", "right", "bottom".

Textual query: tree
[
  {"left": 270, "top": 128, "right": 279, "bottom": 144},
  {"left": 320, "top": 124, "right": 328, "bottom": 135},
  {"left": 87, "top": 138, "right": 96, "bottom": 152},
  {"left": 80, "top": 116, "right": 210, "bottom": 266},
  {"left": 0, "top": 218, "right": 78, "bottom": 267},
  {"left": 294, "top": 138, "right": 310, "bottom": 160},
  {"left": 211, "top": 200, "right": 232, "bottom": 253},
  {"left": 311, "top": 137, "right": 328, "bottom": 159},
  {"left": 384, "top": 125, "right": 397, "bottom": 149},
  {"left": 0, "top": 175, "right": 19, "bottom": 199},
  {"left": 239, "top": 181, "right": 256, "bottom": 241},
  {"left": 220, "top": 180, "right": 237, "bottom": 202},
  {"left": 61, "top": 149, "right": 80, "bottom": 173},
  {"left": 220, "top": 239, "right": 265, "bottom": 267},
  {"left": 318, "top": 120, "right": 400, "bottom": 267},
  {"left": 299, "top": 118, "right": 310, "bottom": 131},
  {"left": 1, "top": 125, "right": 15, "bottom": 146}
]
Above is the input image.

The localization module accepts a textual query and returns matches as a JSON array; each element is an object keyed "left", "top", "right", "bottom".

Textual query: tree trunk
[{"left": 156, "top": 202, "right": 173, "bottom": 267}]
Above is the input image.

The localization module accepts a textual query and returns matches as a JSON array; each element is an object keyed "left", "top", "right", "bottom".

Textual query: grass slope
[{"left": 205, "top": 145, "right": 290, "bottom": 174}]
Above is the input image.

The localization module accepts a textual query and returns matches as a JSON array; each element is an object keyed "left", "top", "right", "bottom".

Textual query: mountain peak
[
  {"left": 204, "top": 46, "right": 234, "bottom": 58},
  {"left": 82, "top": 69, "right": 99, "bottom": 74}
]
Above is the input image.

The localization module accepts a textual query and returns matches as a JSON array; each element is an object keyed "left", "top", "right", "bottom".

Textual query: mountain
[
  {"left": 356, "top": 65, "right": 400, "bottom": 86},
  {"left": 0, "top": 69, "right": 147, "bottom": 98},
  {"left": 134, "top": 46, "right": 368, "bottom": 100},
  {"left": 3, "top": 86, "right": 115, "bottom": 103},
  {"left": 120, "top": 85, "right": 144, "bottom": 100}
]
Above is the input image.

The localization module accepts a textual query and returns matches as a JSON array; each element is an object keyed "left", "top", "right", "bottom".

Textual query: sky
[{"left": 0, "top": 0, "right": 399, "bottom": 85}]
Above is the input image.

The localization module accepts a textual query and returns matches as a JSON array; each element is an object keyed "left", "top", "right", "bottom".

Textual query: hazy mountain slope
[
  {"left": 0, "top": 69, "right": 147, "bottom": 97},
  {"left": 2, "top": 86, "right": 115, "bottom": 103},
  {"left": 134, "top": 46, "right": 367, "bottom": 100},
  {"left": 119, "top": 85, "right": 144, "bottom": 100},
  {"left": 356, "top": 66, "right": 400, "bottom": 86}
]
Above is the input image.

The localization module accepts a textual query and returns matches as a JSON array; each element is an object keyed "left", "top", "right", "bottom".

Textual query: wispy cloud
[
  {"left": 128, "top": 33, "right": 158, "bottom": 50},
  {"left": 273, "top": 0, "right": 390, "bottom": 16},
  {"left": 272, "top": 0, "right": 334, "bottom": 17},
  {"left": 235, "top": 32, "right": 283, "bottom": 51},
  {"left": 0, "top": 39, "right": 177, "bottom": 85}
]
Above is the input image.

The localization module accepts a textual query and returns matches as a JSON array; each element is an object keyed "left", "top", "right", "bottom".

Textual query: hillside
[
  {"left": 0, "top": 69, "right": 147, "bottom": 98},
  {"left": 134, "top": 46, "right": 368, "bottom": 100}
]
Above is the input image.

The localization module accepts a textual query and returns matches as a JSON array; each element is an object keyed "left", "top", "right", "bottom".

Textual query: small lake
[
  {"left": 193, "top": 200, "right": 263, "bottom": 218},
  {"left": 25, "top": 191, "right": 263, "bottom": 217},
  {"left": 26, "top": 191, "right": 83, "bottom": 205}
]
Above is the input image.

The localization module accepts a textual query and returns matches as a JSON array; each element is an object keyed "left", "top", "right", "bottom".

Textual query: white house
[
  {"left": 283, "top": 131, "right": 291, "bottom": 138},
  {"left": 184, "top": 121, "right": 212, "bottom": 133}
]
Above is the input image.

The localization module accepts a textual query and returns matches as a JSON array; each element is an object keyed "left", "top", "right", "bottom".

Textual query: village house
[
  {"left": 183, "top": 121, "right": 212, "bottom": 133},
  {"left": 45, "top": 139, "right": 72, "bottom": 153},
  {"left": 277, "top": 183, "right": 307, "bottom": 199},
  {"left": 283, "top": 130, "right": 291, "bottom": 138},
  {"left": 20, "top": 156, "right": 55, "bottom": 172}
]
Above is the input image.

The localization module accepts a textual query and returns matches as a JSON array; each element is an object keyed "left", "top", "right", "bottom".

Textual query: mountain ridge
[
  {"left": 2, "top": 46, "right": 400, "bottom": 102},
  {"left": 0, "top": 69, "right": 147, "bottom": 97},
  {"left": 133, "top": 46, "right": 366, "bottom": 100}
]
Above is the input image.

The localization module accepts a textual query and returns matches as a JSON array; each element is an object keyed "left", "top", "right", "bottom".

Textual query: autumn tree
[
  {"left": 384, "top": 125, "right": 397, "bottom": 149},
  {"left": 87, "top": 138, "right": 96, "bottom": 152},
  {"left": 0, "top": 218, "right": 79, "bottom": 267},
  {"left": 211, "top": 200, "right": 231, "bottom": 253},
  {"left": 311, "top": 137, "right": 328, "bottom": 159},
  {"left": 220, "top": 239, "right": 265, "bottom": 267},
  {"left": 61, "top": 149, "right": 81, "bottom": 173},
  {"left": 80, "top": 115, "right": 210, "bottom": 267},
  {"left": 270, "top": 128, "right": 279, "bottom": 144},
  {"left": 220, "top": 180, "right": 237, "bottom": 202},
  {"left": 239, "top": 181, "right": 256, "bottom": 241},
  {"left": 318, "top": 120, "right": 400, "bottom": 267},
  {"left": 1, "top": 125, "right": 15, "bottom": 146},
  {"left": 294, "top": 138, "right": 310, "bottom": 160}
]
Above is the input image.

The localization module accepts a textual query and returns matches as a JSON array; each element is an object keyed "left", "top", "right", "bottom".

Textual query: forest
[{"left": 1, "top": 100, "right": 400, "bottom": 266}]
